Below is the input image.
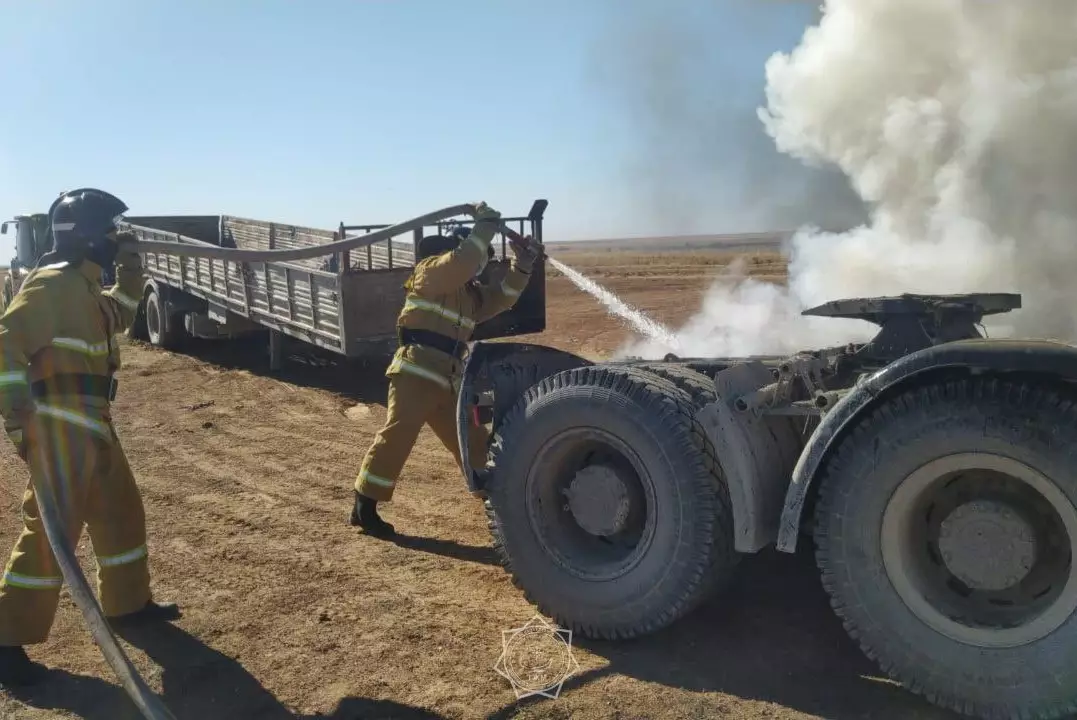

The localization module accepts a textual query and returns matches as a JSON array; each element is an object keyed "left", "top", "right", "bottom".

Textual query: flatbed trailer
[{"left": 121, "top": 200, "right": 548, "bottom": 367}]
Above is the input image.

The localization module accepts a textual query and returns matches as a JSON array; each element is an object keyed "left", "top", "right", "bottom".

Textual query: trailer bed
[{"left": 122, "top": 202, "right": 548, "bottom": 357}]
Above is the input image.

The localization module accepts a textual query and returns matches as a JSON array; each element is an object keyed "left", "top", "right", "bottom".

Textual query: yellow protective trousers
[
  {"left": 0, "top": 412, "right": 151, "bottom": 646},
  {"left": 355, "top": 372, "right": 489, "bottom": 502}
]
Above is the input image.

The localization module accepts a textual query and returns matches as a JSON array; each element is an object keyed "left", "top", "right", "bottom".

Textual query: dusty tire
[
  {"left": 144, "top": 287, "right": 183, "bottom": 349},
  {"left": 636, "top": 363, "right": 739, "bottom": 603},
  {"left": 814, "top": 377, "right": 1077, "bottom": 719},
  {"left": 485, "top": 364, "right": 731, "bottom": 639},
  {"left": 636, "top": 363, "right": 715, "bottom": 408}
]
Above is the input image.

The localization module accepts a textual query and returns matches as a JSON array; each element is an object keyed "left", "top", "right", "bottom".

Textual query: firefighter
[
  {"left": 0, "top": 188, "right": 179, "bottom": 687},
  {"left": 350, "top": 202, "right": 544, "bottom": 538}
]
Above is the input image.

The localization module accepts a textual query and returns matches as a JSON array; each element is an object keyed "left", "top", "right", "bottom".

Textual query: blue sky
[{"left": 0, "top": 0, "right": 846, "bottom": 260}]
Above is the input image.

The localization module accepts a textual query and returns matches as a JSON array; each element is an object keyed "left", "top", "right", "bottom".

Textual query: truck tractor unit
[
  {"left": 0, "top": 213, "right": 50, "bottom": 308},
  {"left": 458, "top": 292, "right": 1077, "bottom": 720}
]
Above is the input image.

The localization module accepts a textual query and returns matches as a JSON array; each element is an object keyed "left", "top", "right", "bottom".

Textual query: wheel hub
[
  {"left": 565, "top": 465, "right": 631, "bottom": 537},
  {"left": 938, "top": 499, "right": 1037, "bottom": 591},
  {"left": 882, "top": 453, "right": 1077, "bottom": 648}
]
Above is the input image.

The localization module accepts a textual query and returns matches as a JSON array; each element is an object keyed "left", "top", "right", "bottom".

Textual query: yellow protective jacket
[
  {"left": 0, "top": 255, "right": 144, "bottom": 445},
  {"left": 390, "top": 219, "right": 533, "bottom": 392}
]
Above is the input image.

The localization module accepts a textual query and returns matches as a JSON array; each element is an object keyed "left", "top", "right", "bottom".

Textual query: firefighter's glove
[
  {"left": 469, "top": 201, "right": 501, "bottom": 221},
  {"left": 113, "top": 230, "right": 142, "bottom": 269},
  {"left": 511, "top": 235, "right": 545, "bottom": 272},
  {"left": 468, "top": 202, "right": 502, "bottom": 236}
]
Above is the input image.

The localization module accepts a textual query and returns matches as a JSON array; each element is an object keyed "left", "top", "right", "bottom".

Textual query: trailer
[{"left": 121, "top": 200, "right": 549, "bottom": 367}]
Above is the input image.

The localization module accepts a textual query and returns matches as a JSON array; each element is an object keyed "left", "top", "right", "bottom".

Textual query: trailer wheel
[
  {"left": 485, "top": 364, "right": 732, "bottom": 639},
  {"left": 814, "top": 377, "right": 1077, "bottom": 719},
  {"left": 144, "top": 287, "right": 182, "bottom": 349}
]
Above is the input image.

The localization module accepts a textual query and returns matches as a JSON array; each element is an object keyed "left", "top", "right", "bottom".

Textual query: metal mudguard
[
  {"left": 455, "top": 341, "right": 593, "bottom": 493},
  {"left": 774, "top": 337, "right": 1077, "bottom": 553}
]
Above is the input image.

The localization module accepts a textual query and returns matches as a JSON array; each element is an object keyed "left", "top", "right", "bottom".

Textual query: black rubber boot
[
  {"left": 0, "top": 646, "right": 45, "bottom": 688},
  {"left": 350, "top": 492, "right": 396, "bottom": 538},
  {"left": 110, "top": 599, "right": 182, "bottom": 629}
]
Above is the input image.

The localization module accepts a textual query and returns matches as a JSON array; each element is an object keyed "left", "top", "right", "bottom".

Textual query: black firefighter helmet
[{"left": 47, "top": 188, "right": 129, "bottom": 268}]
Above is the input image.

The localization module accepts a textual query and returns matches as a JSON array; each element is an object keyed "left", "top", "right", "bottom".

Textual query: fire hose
[
  {"left": 132, "top": 202, "right": 541, "bottom": 261},
  {"left": 33, "top": 202, "right": 542, "bottom": 720},
  {"left": 23, "top": 428, "right": 178, "bottom": 720}
]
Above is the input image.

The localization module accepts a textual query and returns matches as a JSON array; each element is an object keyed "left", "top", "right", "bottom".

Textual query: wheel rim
[
  {"left": 524, "top": 426, "right": 656, "bottom": 582},
  {"left": 147, "top": 295, "right": 161, "bottom": 342},
  {"left": 882, "top": 452, "right": 1077, "bottom": 648}
]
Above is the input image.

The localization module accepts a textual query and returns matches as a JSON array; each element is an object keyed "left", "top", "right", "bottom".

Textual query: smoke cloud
[
  {"left": 592, "top": 0, "right": 868, "bottom": 237},
  {"left": 621, "top": 0, "right": 1077, "bottom": 359}
]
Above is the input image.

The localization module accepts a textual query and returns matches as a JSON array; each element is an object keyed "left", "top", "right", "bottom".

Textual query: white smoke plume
[{"left": 622, "top": 0, "right": 1077, "bottom": 359}]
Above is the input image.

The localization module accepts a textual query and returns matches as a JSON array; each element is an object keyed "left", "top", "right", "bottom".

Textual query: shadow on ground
[
  {"left": 9, "top": 621, "right": 449, "bottom": 720},
  {"left": 138, "top": 333, "right": 393, "bottom": 407},
  {"left": 390, "top": 532, "right": 501, "bottom": 567},
  {"left": 7, "top": 545, "right": 964, "bottom": 720},
  {"left": 487, "top": 544, "right": 960, "bottom": 720}
]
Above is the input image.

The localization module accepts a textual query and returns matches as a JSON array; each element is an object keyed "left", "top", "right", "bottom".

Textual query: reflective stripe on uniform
[
  {"left": 2, "top": 571, "right": 62, "bottom": 590},
  {"left": 358, "top": 469, "right": 394, "bottom": 488},
  {"left": 52, "top": 337, "right": 110, "bottom": 357},
  {"left": 97, "top": 544, "right": 147, "bottom": 568},
  {"left": 402, "top": 298, "right": 476, "bottom": 330},
  {"left": 388, "top": 357, "right": 451, "bottom": 390},
  {"left": 0, "top": 370, "right": 27, "bottom": 387},
  {"left": 34, "top": 403, "right": 111, "bottom": 438},
  {"left": 109, "top": 290, "right": 140, "bottom": 311}
]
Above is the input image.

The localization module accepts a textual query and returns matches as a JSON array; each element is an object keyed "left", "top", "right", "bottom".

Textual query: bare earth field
[{"left": 0, "top": 246, "right": 959, "bottom": 720}]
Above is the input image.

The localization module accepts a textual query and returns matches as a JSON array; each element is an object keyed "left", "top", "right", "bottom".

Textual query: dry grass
[{"left": 548, "top": 248, "right": 789, "bottom": 284}]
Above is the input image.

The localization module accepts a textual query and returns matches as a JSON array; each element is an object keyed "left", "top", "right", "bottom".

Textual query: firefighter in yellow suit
[
  {"left": 350, "top": 202, "right": 544, "bottom": 538},
  {"left": 0, "top": 188, "right": 179, "bottom": 687}
]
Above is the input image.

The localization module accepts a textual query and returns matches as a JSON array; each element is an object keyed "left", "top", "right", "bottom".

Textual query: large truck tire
[
  {"left": 635, "top": 363, "right": 739, "bottom": 604},
  {"left": 484, "top": 364, "right": 734, "bottom": 640},
  {"left": 813, "top": 377, "right": 1077, "bottom": 719},
  {"left": 143, "top": 286, "right": 184, "bottom": 350},
  {"left": 636, "top": 363, "right": 714, "bottom": 408}
]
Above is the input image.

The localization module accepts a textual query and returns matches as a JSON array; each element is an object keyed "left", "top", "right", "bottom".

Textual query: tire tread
[
  {"left": 485, "top": 364, "right": 731, "bottom": 640},
  {"left": 813, "top": 376, "right": 1077, "bottom": 720}
]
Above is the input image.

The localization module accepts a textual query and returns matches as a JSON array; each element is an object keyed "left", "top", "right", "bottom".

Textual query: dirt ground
[{"left": 0, "top": 248, "right": 960, "bottom": 720}]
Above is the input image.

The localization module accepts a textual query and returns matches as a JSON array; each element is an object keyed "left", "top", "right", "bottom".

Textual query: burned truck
[{"left": 458, "top": 292, "right": 1077, "bottom": 720}]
